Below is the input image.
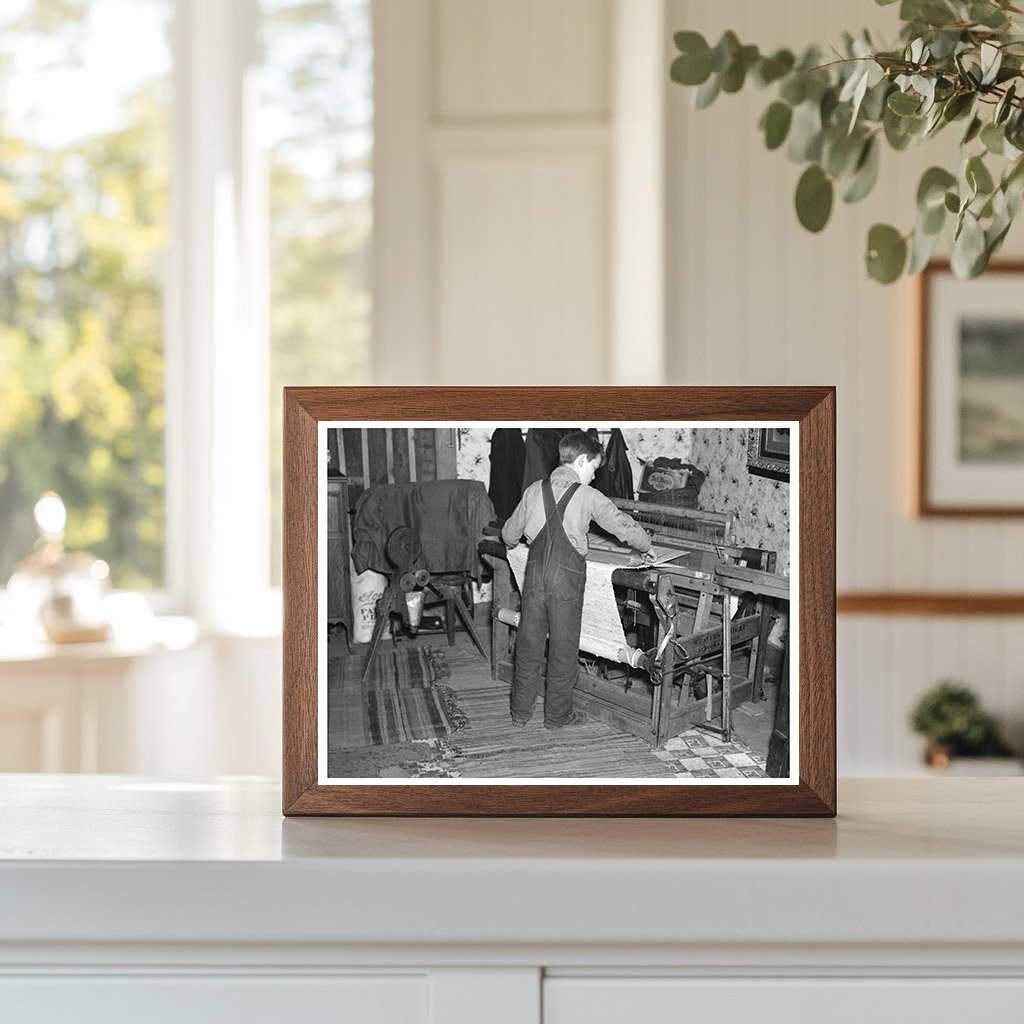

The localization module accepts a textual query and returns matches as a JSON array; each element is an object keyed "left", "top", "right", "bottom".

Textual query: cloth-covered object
[
  {"left": 593, "top": 427, "right": 633, "bottom": 500},
  {"left": 487, "top": 428, "right": 527, "bottom": 519},
  {"left": 351, "top": 479, "right": 495, "bottom": 581},
  {"left": 637, "top": 457, "right": 706, "bottom": 509}
]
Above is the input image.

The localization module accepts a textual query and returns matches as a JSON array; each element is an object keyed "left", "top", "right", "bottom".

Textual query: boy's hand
[
  {"left": 639, "top": 550, "right": 657, "bottom": 565},
  {"left": 640, "top": 648, "right": 664, "bottom": 684}
]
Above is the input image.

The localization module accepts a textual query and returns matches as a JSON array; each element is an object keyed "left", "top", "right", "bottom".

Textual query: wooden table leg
[{"left": 721, "top": 585, "right": 732, "bottom": 742}]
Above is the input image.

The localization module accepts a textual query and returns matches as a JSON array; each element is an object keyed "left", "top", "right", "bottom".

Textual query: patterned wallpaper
[
  {"left": 456, "top": 427, "right": 693, "bottom": 495},
  {"left": 456, "top": 427, "right": 788, "bottom": 573},
  {"left": 690, "top": 428, "right": 791, "bottom": 576}
]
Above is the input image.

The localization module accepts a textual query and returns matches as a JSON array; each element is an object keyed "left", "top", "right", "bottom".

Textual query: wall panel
[{"left": 436, "top": 151, "right": 608, "bottom": 384}]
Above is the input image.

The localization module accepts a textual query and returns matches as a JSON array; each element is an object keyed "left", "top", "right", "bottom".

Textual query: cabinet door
[
  {"left": 1, "top": 974, "right": 427, "bottom": 1024},
  {"left": 544, "top": 977, "right": 1024, "bottom": 1024}
]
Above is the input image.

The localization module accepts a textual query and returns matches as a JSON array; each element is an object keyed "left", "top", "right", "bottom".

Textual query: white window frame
[{"left": 166, "top": 0, "right": 278, "bottom": 633}]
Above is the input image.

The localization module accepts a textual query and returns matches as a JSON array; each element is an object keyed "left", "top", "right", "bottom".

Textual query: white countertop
[{"left": 1, "top": 775, "right": 1022, "bottom": 955}]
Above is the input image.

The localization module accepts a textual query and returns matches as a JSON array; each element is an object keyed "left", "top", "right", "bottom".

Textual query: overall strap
[
  {"left": 555, "top": 482, "right": 580, "bottom": 519},
  {"left": 541, "top": 478, "right": 558, "bottom": 525}
]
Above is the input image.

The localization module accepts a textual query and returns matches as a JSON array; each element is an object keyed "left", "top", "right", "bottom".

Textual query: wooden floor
[{"left": 329, "top": 606, "right": 777, "bottom": 780}]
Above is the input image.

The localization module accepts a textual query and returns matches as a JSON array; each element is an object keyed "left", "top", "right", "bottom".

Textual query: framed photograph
[
  {"left": 283, "top": 387, "right": 835, "bottom": 816},
  {"left": 745, "top": 426, "right": 791, "bottom": 482},
  {"left": 917, "top": 261, "right": 1024, "bottom": 516}
]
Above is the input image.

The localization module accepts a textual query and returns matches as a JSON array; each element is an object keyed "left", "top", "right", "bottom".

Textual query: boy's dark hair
[{"left": 558, "top": 430, "right": 604, "bottom": 466}]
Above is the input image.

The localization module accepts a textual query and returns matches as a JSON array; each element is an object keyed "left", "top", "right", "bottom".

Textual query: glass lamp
[{"left": 5, "top": 493, "right": 110, "bottom": 644}]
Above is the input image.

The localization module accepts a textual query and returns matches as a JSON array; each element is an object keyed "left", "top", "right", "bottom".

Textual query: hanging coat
[
  {"left": 521, "top": 428, "right": 564, "bottom": 489},
  {"left": 593, "top": 428, "right": 633, "bottom": 500},
  {"left": 487, "top": 428, "right": 527, "bottom": 520}
]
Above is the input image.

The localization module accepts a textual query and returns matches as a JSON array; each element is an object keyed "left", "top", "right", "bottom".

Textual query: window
[
  {"left": 0, "top": 0, "right": 373, "bottom": 619},
  {"left": 0, "top": 0, "right": 173, "bottom": 589},
  {"left": 261, "top": 0, "right": 372, "bottom": 582}
]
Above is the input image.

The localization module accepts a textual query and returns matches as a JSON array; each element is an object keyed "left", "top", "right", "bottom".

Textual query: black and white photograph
[{"left": 318, "top": 421, "right": 796, "bottom": 784}]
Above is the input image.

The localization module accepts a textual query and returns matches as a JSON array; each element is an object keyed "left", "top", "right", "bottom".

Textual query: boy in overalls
[{"left": 501, "top": 432, "right": 654, "bottom": 730}]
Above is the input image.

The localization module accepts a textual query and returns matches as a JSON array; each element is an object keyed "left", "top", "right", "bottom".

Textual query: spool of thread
[
  {"left": 496, "top": 608, "right": 521, "bottom": 627},
  {"left": 405, "top": 590, "right": 425, "bottom": 631}
]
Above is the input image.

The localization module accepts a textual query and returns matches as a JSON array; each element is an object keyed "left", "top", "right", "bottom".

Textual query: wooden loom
[{"left": 480, "top": 500, "right": 781, "bottom": 749}]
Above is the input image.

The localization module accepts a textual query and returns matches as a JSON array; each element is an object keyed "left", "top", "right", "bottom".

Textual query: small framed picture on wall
[{"left": 918, "top": 261, "right": 1024, "bottom": 516}]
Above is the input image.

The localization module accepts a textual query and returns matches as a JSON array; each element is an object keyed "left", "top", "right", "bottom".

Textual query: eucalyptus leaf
[
  {"left": 787, "top": 100, "right": 824, "bottom": 162},
  {"left": 721, "top": 45, "right": 758, "bottom": 93},
  {"left": 996, "top": 82, "right": 1017, "bottom": 124},
  {"left": 842, "top": 137, "right": 881, "bottom": 203},
  {"left": 951, "top": 211, "right": 986, "bottom": 278},
  {"left": 866, "top": 223, "right": 908, "bottom": 283},
  {"left": 981, "top": 122, "right": 1005, "bottom": 155},
  {"left": 917, "top": 166, "right": 957, "bottom": 210},
  {"left": 710, "top": 31, "right": 740, "bottom": 73},
  {"left": 908, "top": 221, "right": 942, "bottom": 273},
  {"left": 962, "top": 115, "right": 983, "bottom": 145},
  {"left": 694, "top": 73, "right": 721, "bottom": 109},
  {"left": 861, "top": 79, "right": 892, "bottom": 122},
  {"left": 967, "top": 154, "right": 995, "bottom": 195},
  {"left": 884, "top": 106, "right": 920, "bottom": 150},
  {"left": 980, "top": 42, "right": 1002, "bottom": 87},
  {"left": 921, "top": 200, "right": 946, "bottom": 235},
  {"left": 942, "top": 92, "right": 974, "bottom": 122},
  {"left": 822, "top": 128, "right": 864, "bottom": 178},
  {"left": 795, "top": 164, "right": 834, "bottom": 232},
  {"left": 970, "top": 2, "right": 1009, "bottom": 30},
  {"left": 760, "top": 101, "right": 793, "bottom": 150},
  {"left": 779, "top": 73, "right": 807, "bottom": 106},
  {"left": 888, "top": 90, "right": 921, "bottom": 115},
  {"left": 945, "top": 190, "right": 960, "bottom": 213},
  {"left": 754, "top": 49, "right": 795, "bottom": 87}
]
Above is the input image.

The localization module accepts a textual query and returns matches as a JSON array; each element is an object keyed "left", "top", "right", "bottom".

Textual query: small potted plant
[{"left": 910, "top": 680, "right": 1019, "bottom": 773}]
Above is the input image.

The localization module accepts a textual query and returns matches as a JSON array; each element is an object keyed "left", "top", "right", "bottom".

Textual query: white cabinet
[
  {"left": 1, "top": 777, "right": 1022, "bottom": 1023},
  {"left": 544, "top": 977, "right": 1024, "bottom": 1023},
  {"left": 0, "top": 975, "right": 427, "bottom": 1024}
]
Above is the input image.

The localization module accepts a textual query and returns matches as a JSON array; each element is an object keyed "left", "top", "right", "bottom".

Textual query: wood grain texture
[
  {"left": 282, "top": 391, "right": 319, "bottom": 813},
  {"left": 282, "top": 387, "right": 836, "bottom": 817},
  {"left": 838, "top": 592, "right": 1024, "bottom": 616}
]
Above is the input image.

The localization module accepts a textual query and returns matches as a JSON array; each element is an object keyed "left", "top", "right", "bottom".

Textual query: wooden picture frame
[
  {"left": 917, "top": 261, "right": 1024, "bottom": 517},
  {"left": 283, "top": 387, "right": 836, "bottom": 816}
]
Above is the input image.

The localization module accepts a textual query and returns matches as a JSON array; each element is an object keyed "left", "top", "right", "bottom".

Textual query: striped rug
[
  {"left": 429, "top": 685, "right": 677, "bottom": 779},
  {"left": 328, "top": 646, "right": 469, "bottom": 749}
]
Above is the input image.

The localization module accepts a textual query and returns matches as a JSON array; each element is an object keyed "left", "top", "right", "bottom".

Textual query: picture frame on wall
[
  {"left": 282, "top": 387, "right": 836, "bottom": 817},
  {"left": 745, "top": 426, "right": 791, "bottom": 482},
  {"left": 917, "top": 261, "right": 1024, "bottom": 517}
]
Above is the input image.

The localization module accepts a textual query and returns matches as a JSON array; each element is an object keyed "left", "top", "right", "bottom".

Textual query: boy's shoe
[
  {"left": 511, "top": 714, "right": 530, "bottom": 727},
  {"left": 544, "top": 710, "right": 586, "bottom": 731}
]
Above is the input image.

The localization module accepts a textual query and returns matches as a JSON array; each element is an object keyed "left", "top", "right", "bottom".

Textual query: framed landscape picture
[
  {"left": 917, "top": 262, "right": 1024, "bottom": 516},
  {"left": 282, "top": 387, "right": 836, "bottom": 816}
]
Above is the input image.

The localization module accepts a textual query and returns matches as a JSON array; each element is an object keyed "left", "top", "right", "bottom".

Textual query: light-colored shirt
[{"left": 500, "top": 465, "right": 652, "bottom": 557}]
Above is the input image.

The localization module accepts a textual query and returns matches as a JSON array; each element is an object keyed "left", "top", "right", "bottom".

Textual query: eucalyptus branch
[{"left": 670, "top": 2, "right": 1024, "bottom": 283}]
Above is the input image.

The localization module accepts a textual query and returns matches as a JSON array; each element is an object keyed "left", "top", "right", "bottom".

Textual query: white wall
[{"left": 664, "top": 0, "right": 1024, "bottom": 771}]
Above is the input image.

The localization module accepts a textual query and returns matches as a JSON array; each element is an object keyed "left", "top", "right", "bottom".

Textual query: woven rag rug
[{"left": 328, "top": 645, "right": 469, "bottom": 748}]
